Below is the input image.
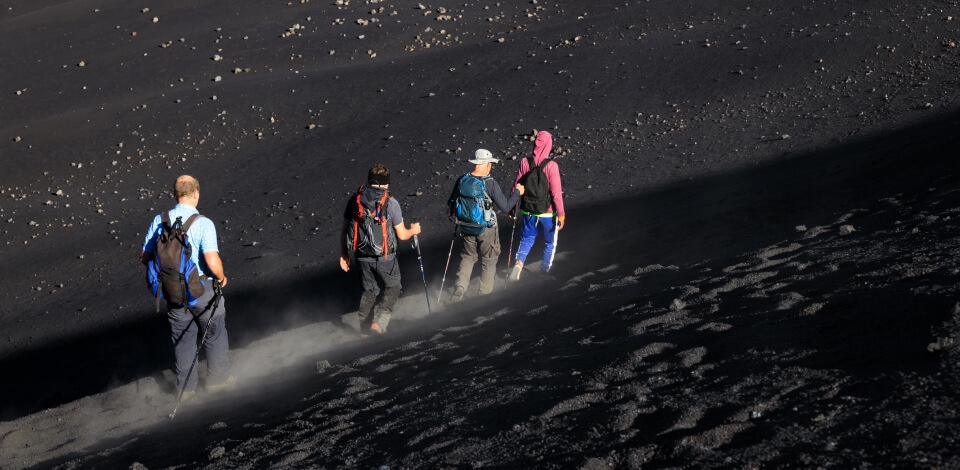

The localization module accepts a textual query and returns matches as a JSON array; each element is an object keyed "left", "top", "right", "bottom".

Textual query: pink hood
[{"left": 532, "top": 130, "right": 552, "bottom": 165}]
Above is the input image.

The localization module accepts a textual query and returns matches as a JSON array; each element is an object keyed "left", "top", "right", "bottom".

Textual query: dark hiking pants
[{"left": 168, "top": 286, "right": 230, "bottom": 393}]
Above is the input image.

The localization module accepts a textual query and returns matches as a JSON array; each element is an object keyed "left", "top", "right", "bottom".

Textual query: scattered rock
[
  {"left": 839, "top": 225, "right": 856, "bottom": 235},
  {"left": 208, "top": 446, "right": 226, "bottom": 459},
  {"left": 282, "top": 24, "right": 303, "bottom": 37},
  {"left": 927, "top": 337, "right": 954, "bottom": 353}
]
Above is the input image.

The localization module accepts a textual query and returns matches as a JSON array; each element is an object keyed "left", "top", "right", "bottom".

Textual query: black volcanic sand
[{"left": 1, "top": 1, "right": 959, "bottom": 469}]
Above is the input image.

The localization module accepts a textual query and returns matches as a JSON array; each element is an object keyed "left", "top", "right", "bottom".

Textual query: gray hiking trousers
[
  {"left": 167, "top": 286, "right": 230, "bottom": 393},
  {"left": 357, "top": 256, "right": 402, "bottom": 333},
  {"left": 455, "top": 225, "right": 501, "bottom": 295}
]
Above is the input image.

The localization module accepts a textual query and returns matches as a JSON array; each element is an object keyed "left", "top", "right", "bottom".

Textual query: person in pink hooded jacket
[{"left": 509, "top": 130, "right": 565, "bottom": 280}]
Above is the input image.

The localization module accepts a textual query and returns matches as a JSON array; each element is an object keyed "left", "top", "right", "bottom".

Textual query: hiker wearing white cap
[{"left": 446, "top": 149, "right": 524, "bottom": 301}]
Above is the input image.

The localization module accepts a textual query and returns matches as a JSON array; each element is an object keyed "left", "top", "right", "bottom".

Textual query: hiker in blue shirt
[
  {"left": 446, "top": 149, "right": 524, "bottom": 302},
  {"left": 141, "top": 175, "right": 236, "bottom": 401}
]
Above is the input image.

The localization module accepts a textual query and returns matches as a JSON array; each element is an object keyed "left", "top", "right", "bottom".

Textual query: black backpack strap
[
  {"left": 180, "top": 214, "right": 202, "bottom": 233},
  {"left": 524, "top": 155, "right": 551, "bottom": 178},
  {"left": 161, "top": 212, "right": 172, "bottom": 230}
]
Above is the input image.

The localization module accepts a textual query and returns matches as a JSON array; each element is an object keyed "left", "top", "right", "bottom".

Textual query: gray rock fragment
[{"left": 209, "top": 446, "right": 226, "bottom": 459}]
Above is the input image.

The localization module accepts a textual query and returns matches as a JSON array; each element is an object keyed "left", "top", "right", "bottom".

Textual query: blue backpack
[
  {"left": 454, "top": 174, "right": 495, "bottom": 235},
  {"left": 145, "top": 213, "right": 207, "bottom": 310}
]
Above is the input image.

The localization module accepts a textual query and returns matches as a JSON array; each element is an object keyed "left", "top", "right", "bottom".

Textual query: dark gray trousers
[
  {"left": 167, "top": 287, "right": 230, "bottom": 393},
  {"left": 357, "top": 256, "right": 402, "bottom": 332}
]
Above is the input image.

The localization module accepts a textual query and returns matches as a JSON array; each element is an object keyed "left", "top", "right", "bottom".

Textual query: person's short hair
[
  {"left": 368, "top": 164, "right": 390, "bottom": 186},
  {"left": 174, "top": 175, "right": 200, "bottom": 199}
]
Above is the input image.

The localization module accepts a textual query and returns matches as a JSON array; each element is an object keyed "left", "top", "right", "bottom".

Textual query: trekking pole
[
  {"left": 169, "top": 280, "right": 223, "bottom": 419},
  {"left": 412, "top": 234, "right": 432, "bottom": 315},
  {"left": 437, "top": 225, "right": 458, "bottom": 305},
  {"left": 505, "top": 199, "right": 520, "bottom": 290}
]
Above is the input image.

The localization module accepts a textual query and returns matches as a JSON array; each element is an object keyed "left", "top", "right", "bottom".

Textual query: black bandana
[{"left": 367, "top": 171, "right": 390, "bottom": 186}]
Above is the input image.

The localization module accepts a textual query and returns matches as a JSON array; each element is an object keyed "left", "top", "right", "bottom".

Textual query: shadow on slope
[
  {"left": 1, "top": 108, "right": 958, "bottom": 426},
  {"left": 40, "top": 167, "right": 960, "bottom": 469}
]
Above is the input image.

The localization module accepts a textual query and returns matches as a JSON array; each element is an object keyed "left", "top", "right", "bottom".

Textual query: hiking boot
[
  {"left": 451, "top": 286, "right": 465, "bottom": 303},
  {"left": 509, "top": 262, "right": 523, "bottom": 281},
  {"left": 370, "top": 322, "right": 384, "bottom": 334},
  {"left": 206, "top": 374, "right": 237, "bottom": 393}
]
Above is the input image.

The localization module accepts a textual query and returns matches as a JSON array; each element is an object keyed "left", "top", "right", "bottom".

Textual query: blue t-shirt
[{"left": 142, "top": 204, "right": 219, "bottom": 277}]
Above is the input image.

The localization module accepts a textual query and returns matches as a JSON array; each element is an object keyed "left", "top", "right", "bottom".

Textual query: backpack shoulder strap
[
  {"left": 536, "top": 157, "right": 551, "bottom": 170},
  {"left": 161, "top": 212, "right": 172, "bottom": 229},
  {"left": 479, "top": 175, "right": 493, "bottom": 197},
  {"left": 378, "top": 190, "right": 390, "bottom": 259},
  {"left": 354, "top": 186, "right": 366, "bottom": 217},
  {"left": 180, "top": 213, "right": 202, "bottom": 233},
  {"left": 351, "top": 187, "right": 364, "bottom": 252},
  {"left": 377, "top": 190, "right": 390, "bottom": 217}
]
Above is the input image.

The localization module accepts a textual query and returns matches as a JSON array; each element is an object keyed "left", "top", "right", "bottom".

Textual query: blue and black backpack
[
  {"left": 145, "top": 213, "right": 207, "bottom": 310},
  {"left": 454, "top": 174, "right": 495, "bottom": 235}
]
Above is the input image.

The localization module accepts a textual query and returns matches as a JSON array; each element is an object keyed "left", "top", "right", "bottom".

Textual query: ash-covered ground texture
[{"left": 1, "top": 0, "right": 959, "bottom": 468}]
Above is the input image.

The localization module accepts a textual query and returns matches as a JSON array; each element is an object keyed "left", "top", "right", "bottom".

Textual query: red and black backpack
[{"left": 345, "top": 185, "right": 397, "bottom": 258}]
